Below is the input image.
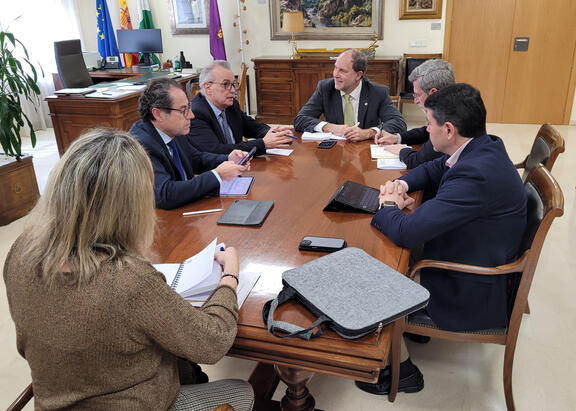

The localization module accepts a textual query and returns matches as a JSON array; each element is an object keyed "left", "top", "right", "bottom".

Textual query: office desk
[
  {"left": 46, "top": 74, "right": 196, "bottom": 156},
  {"left": 152, "top": 137, "right": 419, "bottom": 410}
]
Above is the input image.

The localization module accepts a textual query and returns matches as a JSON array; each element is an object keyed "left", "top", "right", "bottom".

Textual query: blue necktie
[
  {"left": 219, "top": 112, "right": 235, "bottom": 144},
  {"left": 167, "top": 139, "right": 186, "bottom": 180}
]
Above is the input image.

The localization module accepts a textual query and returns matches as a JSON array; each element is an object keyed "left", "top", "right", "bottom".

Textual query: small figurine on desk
[{"left": 163, "top": 60, "right": 173, "bottom": 70}]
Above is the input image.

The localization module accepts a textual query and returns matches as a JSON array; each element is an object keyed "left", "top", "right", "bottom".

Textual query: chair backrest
[
  {"left": 508, "top": 165, "right": 563, "bottom": 333},
  {"left": 521, "top": 123, "right": 565, "bottom": 181},
  {"left": 399, "top": 53, "right": 443, "bottom": 97},
  {"left": 236, "top": 62, "right": 249, "bottom": 113},
  {"left": 54, "top": 39, "right": 93, "bottom": 88}
]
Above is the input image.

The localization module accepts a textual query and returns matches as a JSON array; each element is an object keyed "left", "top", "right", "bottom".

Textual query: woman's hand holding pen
[{"left": 215, "top": 247, "right": 239, "bottom": 291}]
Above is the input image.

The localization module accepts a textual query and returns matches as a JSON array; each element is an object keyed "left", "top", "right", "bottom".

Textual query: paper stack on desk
[
  {"left": 302, "top": 132, "right": 346, "bottom": 141},
  {"left": 377, "top": 158, "right": 407, "bottom": 170},
  {"left": 370, "top": 144, "right": 401, "bottom": 159}
]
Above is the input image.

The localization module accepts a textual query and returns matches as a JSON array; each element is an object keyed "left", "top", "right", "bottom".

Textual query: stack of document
[
  {"left": 153, "top": 238, "right": 260, "bottom": 308},
  {"left": 54, "top": 88, "right": 96, "bottom": 96},
  {"left": 302, "top": 132, "right": 346, "bottom": 141},
  {"left": 370, "top": 144, "right": 401, "bottom": 159},
  {"left": 266, "top": 148, "right": 293, "bottom": 156},
  {"left": 377, "top": 158, "right": 407, "bottom": 170}
]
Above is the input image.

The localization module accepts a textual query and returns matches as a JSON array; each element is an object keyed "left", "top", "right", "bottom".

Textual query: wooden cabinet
[
  {"left": 253, "top": 56, "right": 400, "bottom": 124},
  {"left": 0, "top": 156, "right": 39, "bottom": 226}
]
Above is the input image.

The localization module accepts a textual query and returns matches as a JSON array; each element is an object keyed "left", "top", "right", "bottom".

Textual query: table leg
[{"left": 274, "top": 365, "right": 316, "bottom": 411}]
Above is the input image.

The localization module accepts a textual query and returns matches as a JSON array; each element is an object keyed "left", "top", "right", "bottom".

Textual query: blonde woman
[{"left": 3, "top": 129, "right": 253, "bottom": 410}]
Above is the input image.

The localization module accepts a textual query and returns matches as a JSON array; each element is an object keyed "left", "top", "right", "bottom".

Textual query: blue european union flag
[{"left": 97, "top": 0, "right": 122, "bottom": 67}]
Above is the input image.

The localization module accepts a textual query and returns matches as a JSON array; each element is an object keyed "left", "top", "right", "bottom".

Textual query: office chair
[
  {"left": 516, "top": 123, "right": 565, "bottom": 182},
  {"left": 388, "top": 164, "right": 564, "bottom": 411},
  {"left": 54, "top": 39, "right": 93, "bottom": 88},
  {"left": 398, "top": 53, "right": 442, "bottom": 111}
]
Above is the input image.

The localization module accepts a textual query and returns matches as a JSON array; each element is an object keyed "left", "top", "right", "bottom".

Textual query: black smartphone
[
  {"left": 298, "top": 236, "right": 347, "bottom": 253},
  {"left": 318, "top": 140, "right": 337, "bottom": 149},
  {"left": 238, "top": 146, "right": 257, "bottom": 165}
]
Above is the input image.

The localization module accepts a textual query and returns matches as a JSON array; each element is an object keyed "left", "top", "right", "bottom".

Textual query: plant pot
[{"left": 0, "top": 154, "right": 40, "bottom": 226}]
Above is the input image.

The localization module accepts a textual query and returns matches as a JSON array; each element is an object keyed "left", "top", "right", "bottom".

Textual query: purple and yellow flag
[{"left": 209, "top": 0, "right": 226, "bottom": 60}]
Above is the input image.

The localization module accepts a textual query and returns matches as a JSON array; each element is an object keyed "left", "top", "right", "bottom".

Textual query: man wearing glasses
[
  {"left": 131, "top": 78, "right": 249, "bottom": 209},
  {"left": 186, "top": 61, "right": 294, "bottom": 155}
]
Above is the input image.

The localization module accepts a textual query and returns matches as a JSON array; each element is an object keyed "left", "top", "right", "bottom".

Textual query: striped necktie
[
  {"left": 343, "top": 94, "right": 355, "bottom": 126},
  {"left": 167, "top": 139, "right": 186, "bottom": 180},
  {"left": 219, "top": 112, "right": 235, "bottom": 144}
]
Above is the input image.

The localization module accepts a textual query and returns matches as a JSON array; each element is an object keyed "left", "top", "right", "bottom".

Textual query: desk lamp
[{"left": 282, "top": 11, "right": 304, "bottom": 59}]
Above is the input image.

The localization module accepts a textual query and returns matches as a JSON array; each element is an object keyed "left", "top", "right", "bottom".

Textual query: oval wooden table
[{"left": 152, "top": 136, "right": 419, "bottom": 410}]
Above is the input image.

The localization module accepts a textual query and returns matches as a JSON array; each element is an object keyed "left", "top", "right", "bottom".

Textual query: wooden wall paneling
[
  {"left": 444, "top": 0, "right": 516, "bottom": 123},
  {"left": 502, "top": 0, "right": 576, "bottom": 124}
]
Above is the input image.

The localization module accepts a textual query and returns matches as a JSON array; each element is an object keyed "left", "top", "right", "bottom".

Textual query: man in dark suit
[
  {"left": 186, "top": 61, "right": 294, "bottom": 155},
  {"left": 294, "top": 49, "right": 406, "bottom": 142},
  {"left": 130, "top": 78, "right": 249, "bottom": 210},
  {"left": 376, "top": 59, "right": 454, "bottom": 168},
  {"left": 356, "top": 83, "right": 527, "bottom": 396}
]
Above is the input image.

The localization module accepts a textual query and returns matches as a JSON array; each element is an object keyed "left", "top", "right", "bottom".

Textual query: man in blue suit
[
  {"left": 357, "top": 83, "right": 527, "bottom": 396},
  {"left": 130, "top": 78, "right": 249, "bottom": 209},
  {"left": 294, "top": 49, "right": 406, "bottom": 141}
]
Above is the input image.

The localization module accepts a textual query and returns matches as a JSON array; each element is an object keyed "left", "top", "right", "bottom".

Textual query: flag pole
[{"left": 235, "top": 0, "right": 249, "bottom": 114}]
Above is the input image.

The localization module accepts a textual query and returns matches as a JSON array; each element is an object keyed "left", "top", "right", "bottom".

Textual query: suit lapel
[
  {"left": 357, "top": 80, "right": 369, "bottom": 128},
  {"left": 331, "top": 87, "right": 345, "bottom": 125},
  {"left": 200, "top": 95, "right": 227, "bottom": 144},
  {"left": 148, "top": 122, "right": 188, "bottom": 181}
]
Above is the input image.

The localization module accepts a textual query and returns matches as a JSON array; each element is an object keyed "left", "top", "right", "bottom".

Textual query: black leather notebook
[{"left": 217, "top": 200, "right": 274, "bottom": 226}]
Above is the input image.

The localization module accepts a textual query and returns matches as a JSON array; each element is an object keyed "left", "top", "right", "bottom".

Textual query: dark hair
[
  {"left": 342, "top": 48, "right": 367, "bottom": 77},
  {"left": 424, "top": 83, "right": 487, "bottom": 138},
  {"left": 138, "top": 78, "right": 181, "bottom": 122}
]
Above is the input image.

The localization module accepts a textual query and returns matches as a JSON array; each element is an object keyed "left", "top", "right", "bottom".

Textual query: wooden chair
[
  {"left": 388, "top": 164, "right": 564, "bottom": 410},
  {"left": 6, "top": 383, "right": 32, "bottom": 411},
  {"left": 398, "top": 53, "right": 442, "bottom": 112},
  {"left": 236, "top": 62, "right": 249, "bottom": 113},
  {"left": 516, "top": 123, "right": 565, "bottom": 182},
  {"left": 389, "top": 95, "right": 401, "bottom": 110}
]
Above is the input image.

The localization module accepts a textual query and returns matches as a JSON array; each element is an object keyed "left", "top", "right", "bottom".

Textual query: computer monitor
[{"left": 116, "top": 29, "right": 163, "bottom": 67}]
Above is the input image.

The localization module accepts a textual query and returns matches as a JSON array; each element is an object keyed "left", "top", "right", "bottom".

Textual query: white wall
[{"left": 75, "top": 0, "right": 575, "bottom": 124}]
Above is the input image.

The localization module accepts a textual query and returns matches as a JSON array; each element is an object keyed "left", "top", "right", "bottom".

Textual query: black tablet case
[{"left": 217, "top": 200, "right": 274, "bottom": 226}]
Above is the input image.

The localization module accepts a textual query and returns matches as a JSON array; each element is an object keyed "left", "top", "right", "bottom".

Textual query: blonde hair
[{"left": 22, "top": 128, "right": 156, "bottom": 287}]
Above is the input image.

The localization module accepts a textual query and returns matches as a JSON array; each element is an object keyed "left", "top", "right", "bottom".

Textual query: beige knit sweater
[{"left": 3, "top": 235, "right": 238, "bottom": 410}]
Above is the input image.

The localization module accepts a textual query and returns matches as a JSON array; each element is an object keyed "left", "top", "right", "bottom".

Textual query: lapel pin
[{"left": 364, "top": 102, "right": 368, "bottom": 106}]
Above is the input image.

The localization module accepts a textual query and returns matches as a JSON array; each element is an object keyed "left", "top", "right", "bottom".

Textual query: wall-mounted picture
[
  {"left": 399, "top": 0, "right": 443, "bottom": 20},
  {"left": 270, "top": 0, "right": 383, "bottom": 40},
  {"left": 168, "top": 0, "right": 209, "bottom": 35}
]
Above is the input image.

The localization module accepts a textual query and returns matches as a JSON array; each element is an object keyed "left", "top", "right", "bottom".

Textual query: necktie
[
  {"left": 167, "top": 139, "right": 186, "bottom": 181},
  {"left": 219, "top": 112, "right": 235, "bottom": 144},
  {"left": 343, "top": 94, "right": 354, "bottom": 126}
]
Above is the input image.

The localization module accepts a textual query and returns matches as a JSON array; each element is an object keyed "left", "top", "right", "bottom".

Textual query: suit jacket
[
  {"left": 130, "top": 120, "right": 227, "bottom": 210},
  {"left": 398, "top": 126, "right": 443, "bottom": 169},
  {"left": 187, "top": 94, "right": 270, "bottom": 155},
  {"left": 294, "top": 78, "right": 407, "bottom": 134},
  {"left": 371, "top": 135, "right": 527, "bottom": 331}
]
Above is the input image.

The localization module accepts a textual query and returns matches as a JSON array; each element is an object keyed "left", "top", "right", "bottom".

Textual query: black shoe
[
  {"left": 355, "top": 360, "right": 424, "bottom": 395},
  {"left": 404, "top": 332, "right": 431, "bottom": 344}
]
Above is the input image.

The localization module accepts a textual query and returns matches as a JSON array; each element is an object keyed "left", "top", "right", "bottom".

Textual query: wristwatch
[{"left": 381, "top": 201, "right": 397, "bottom": 208}]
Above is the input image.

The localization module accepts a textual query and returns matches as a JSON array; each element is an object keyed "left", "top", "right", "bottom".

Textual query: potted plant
[{"left": 0, "top": 28, "right": 43, "bottom": 225}]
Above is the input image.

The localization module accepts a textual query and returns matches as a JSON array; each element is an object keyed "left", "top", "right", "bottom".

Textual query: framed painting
[
  {"left": 399, "top": 0, "right": 443, "bottom": 20},
  {"left": 167, "top": 0, "right": 209, "bottom": 35},
  {"left": 270, "top": 0, "right": 383, "bottom": 41}
]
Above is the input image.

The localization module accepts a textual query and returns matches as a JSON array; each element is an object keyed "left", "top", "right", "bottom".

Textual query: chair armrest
[{"left": 407, "top": 254, "right": 527, "bottom": 279}]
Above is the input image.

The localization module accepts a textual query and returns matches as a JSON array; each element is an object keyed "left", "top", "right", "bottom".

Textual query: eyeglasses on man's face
[
  {"left": 158, "top": 103, "right": 193, "bottom": 117},
  {"left": 208, "top": 80, "right": 240, "bottom": 90}
]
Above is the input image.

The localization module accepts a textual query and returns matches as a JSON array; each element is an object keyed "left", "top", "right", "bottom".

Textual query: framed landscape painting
[
  {"left": 399, "top": 0, "right": 443, "bottom": 20},
  {"left": 270, "top": 0, "right": 383, "bottom": 40},
  {"left": 168, "top": 0, "right": 209, "bottom": 35}
]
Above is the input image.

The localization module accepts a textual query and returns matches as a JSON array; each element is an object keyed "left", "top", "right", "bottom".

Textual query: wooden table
[
  {"left": 46, "top": 74, "right": 196, "bottom": 156},
  {"left": 152, "top": 137, "right": 418, "bottom": 410}
]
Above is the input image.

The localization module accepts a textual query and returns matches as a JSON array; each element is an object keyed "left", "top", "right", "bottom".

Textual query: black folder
[{"left": 217, "top": 200, "right": 274, "bottom": 226}]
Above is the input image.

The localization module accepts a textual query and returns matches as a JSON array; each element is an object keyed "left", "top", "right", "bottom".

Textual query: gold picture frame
[
  {"left": 270, "top": 0, "right": 383, "bottom": 41},
  {"left": 399, "top": 0, "right": 443, "bottom": 20}
]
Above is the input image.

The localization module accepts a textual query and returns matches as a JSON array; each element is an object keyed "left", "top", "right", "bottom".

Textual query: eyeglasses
[
  {"left": 208, "top": 80, "right": 240, "bottom": 90},
  {"left": 157, "top": 103, "right": 192, "bottom": 117}
]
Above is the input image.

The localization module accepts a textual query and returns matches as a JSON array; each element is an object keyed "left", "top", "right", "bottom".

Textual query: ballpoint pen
[
  {"left": 182, "top": 208, "right": 224, "bottom": 216},
  {"left": 287, "top": 135, "right": 298, "bottom": 139}
]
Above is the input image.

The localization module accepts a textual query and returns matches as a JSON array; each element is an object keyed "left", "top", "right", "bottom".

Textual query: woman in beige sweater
[{"left": 3, "top": 129, "right": 253, "bottom": 410}]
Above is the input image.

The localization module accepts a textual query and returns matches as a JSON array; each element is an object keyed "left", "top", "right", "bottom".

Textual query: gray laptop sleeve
[
  {"left": 263, "top": 247, "right": 430, "bottom": 340},
  {"left": 217, "top": 200, "right": 274, "bottom": 226}
]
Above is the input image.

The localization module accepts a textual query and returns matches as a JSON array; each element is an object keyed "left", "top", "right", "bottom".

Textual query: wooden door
[
  {"left": 444, "top": 0, "right": 515, "bottom": 122},
  {"left": 502, "top": 0, "right": 576, "bottom": 124},
  {"left": 444, "top": 0, "right": 576, "bottom": 124}
]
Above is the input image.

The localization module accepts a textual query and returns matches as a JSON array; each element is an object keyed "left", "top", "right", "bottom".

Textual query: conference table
[{"left": 152, "top": 135, "right": 421, "bottom": 410}]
